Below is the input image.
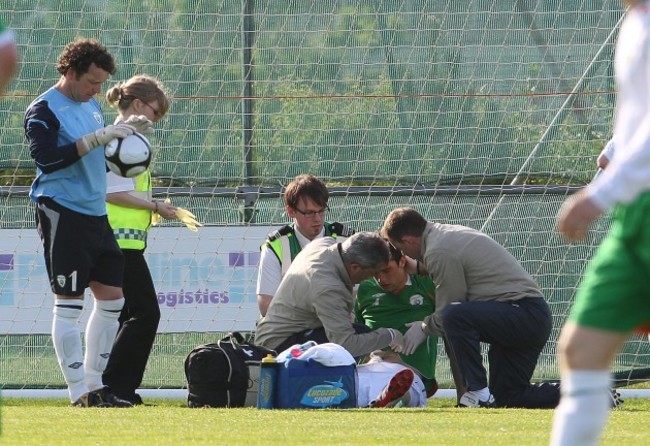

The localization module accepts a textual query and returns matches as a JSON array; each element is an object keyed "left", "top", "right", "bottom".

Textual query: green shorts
[{"left": 569, "top": 192, "right": 650, "bottom": 333}]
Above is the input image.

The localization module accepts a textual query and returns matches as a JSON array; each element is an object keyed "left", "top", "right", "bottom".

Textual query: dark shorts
[{"left": 36, "top": 197, "right": 124, "bottom": 296}]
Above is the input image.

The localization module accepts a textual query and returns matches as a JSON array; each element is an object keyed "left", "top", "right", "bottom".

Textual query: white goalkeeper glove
[
  {"left": 80, "top": 123, "right": 135, "bottom": 152},
  {"left": 124, "top": 114, "right": 154, "bottom": 135},
  {"left": 400, "top": 321, "right": 428, "bottom": 355}
]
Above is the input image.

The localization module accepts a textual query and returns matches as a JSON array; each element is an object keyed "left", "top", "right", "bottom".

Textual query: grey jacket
[
  {"left": 255, "top": 237, "right": 393, "bottom": 357},
  {"left": 421, "top": 222, "right": 543, "bottom": 336}
]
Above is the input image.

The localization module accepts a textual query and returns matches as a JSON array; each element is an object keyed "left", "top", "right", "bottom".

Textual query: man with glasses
[{"left": 256, "top": 174, "right": 354, "bottom": 316}]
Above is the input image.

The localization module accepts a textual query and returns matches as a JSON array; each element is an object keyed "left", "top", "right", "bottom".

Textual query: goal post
[{"left": 2, "top": 1, "right": 649, "bottom": 395}]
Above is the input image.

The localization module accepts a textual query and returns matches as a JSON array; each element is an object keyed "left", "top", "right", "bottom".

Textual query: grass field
[{"left": 1, "top": 397, "right": 649, "bottom": 446}]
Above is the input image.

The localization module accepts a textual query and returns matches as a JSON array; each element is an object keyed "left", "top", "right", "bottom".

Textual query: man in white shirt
[{"left": 256, "top": 174, "right": 353, "bottom": 316}]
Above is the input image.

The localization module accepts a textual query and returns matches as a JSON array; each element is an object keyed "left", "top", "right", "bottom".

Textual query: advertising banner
[{"left": 0, "top": 226, "right": 272, "bottom": 334}]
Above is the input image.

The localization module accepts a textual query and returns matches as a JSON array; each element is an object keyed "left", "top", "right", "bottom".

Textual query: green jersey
[{"left": 354, "top": 274, "right": 438, "bottom": 380}]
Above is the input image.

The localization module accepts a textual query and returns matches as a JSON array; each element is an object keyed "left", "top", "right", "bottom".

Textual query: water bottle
[{"left": 257, "top": 354, "right": 278, "bottom": 409}]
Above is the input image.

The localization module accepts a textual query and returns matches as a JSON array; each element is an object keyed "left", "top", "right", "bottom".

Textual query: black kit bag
[{"left": 184, "top": 331, "right": 275, "bottom": 408}]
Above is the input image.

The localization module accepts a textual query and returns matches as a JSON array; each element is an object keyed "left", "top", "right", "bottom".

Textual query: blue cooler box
[{"left": 275, "top": 358, "right": 357, "bottom": 409}]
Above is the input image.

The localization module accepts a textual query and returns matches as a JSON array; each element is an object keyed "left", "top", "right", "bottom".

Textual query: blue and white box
[{"left": 274, "top": 358, "right": 357, "bottom": 409}]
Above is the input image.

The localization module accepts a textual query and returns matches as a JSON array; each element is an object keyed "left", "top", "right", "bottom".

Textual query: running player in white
[{"left": 552, "top": 1, "right": 650, "bottom": 444}]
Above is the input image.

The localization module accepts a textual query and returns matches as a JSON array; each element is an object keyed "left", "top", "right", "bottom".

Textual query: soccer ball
[{"left": 104, "top": 132, "right": 152, "bottom": 178}]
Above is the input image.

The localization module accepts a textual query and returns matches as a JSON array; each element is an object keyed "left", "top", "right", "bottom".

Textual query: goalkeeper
[
  {"left": 100, "top": 75, "right": 176, "bottom": 406},
  {"left": 25, "top": 39, "right": 152, "bottom": 407}
]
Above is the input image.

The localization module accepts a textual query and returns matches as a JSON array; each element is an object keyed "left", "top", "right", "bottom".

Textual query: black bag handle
[
  {"left": 229, "top": 331, "right": 246, "bottom": 346},
  {"left": 218, "top": 331, "right": 247, "bottom": 351}
]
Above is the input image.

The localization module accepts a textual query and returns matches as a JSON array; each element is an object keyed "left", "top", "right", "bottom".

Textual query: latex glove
[
  {"left": 175, "top": 207, "right": 203, "bottom": 232},
  {"left": 388, "top": 328, "right": 404, "bottom": 352},
  {"left": 80, "top": 123, "right": 135, "bottom": 151},
  {"left": 124, "top": 114, "right": 154, "bottom": 135},
  {"left": 400, "top": 321, "right": 428, "bottom": 355}
]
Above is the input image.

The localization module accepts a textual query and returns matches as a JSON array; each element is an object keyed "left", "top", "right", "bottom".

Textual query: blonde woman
[{"left": 101, "top": 75, "right": 177, "bottom": 405}]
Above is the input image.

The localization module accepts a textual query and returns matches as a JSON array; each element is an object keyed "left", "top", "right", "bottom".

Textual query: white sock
[
  {"left": 467, "top": 387, "right": 491, "bottom": 401},
  {"left": 84, "top": 298, "right": 124, "bottom": 391},
  {"left": 550, "top": 370, "right": 611, "bottom": 446},
  {"left": 52, "top": 299, "right": 88, "bottom": 402}
]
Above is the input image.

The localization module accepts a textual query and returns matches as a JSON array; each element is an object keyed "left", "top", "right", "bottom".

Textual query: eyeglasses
[
  {"left": 294, "top": 205, "right": 329, "bottom": 218},
  {"left": 142, "top": 101, "right": 163, "bottom": 119}
]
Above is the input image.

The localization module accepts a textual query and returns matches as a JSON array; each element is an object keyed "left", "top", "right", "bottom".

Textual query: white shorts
[{"left": 356, "top": 360, "right": 427, "bottom": 407}]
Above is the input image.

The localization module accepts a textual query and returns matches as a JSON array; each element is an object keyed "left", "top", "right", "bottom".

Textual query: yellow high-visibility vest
[
  {"left": 107, "top": 170, "right": 152, "bottom": 250},
  {"left": 262, "top": 222, "right": 353, "bottom": 275}
]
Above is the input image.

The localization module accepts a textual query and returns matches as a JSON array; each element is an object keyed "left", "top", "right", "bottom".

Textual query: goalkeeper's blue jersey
[{"left": 26, "top": 87, "right": 108, "bottom": 216}]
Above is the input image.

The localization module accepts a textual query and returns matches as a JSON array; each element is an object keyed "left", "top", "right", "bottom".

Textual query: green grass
[{"left": 1, "top": 398, "right": 649, "bottom": 446}]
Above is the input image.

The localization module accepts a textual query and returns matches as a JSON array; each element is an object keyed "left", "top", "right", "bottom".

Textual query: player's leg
[
  {"left": 368, "top": 368, "right": 415, "bottom": 408},
  {"left": 102, "top": 249, "right": 161, "bottom": 404},
  {"left": 84, "top": 284, "right": 124, "bottom": 391},
  {"left": 550, "top": 201, "right": 650, "bottom": 446},
  {"left": 37, "top": 199, "right": 92, "bottom": 404},
  {"left": 404, "top": 371, "right": 428, "bottom": 407},
  {"left": 550, "top": 324, "right": 627, "bottom": 446},
  {"left": 52, "top": 295, "right": 87, "bottom": 403},
  {"left": 83, "top": 216, "right": 132, "bottom": 407},
  {"left": 356, "top": 361, "right": 419, "bottom": 407}
]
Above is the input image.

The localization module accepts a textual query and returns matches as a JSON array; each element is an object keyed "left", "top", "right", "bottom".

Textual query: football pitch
[{"left": 1, "top": 397, "right": 649, "bottom": 446}]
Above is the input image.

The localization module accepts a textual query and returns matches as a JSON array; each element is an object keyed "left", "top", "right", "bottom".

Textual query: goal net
[{"left": 2, "top": 0, "right": 649, "bottom": 394}]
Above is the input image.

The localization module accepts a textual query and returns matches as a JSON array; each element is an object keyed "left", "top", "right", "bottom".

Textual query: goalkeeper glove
[
  {"left": 400, "top": 321, "right": 428, "bottom": 355},
  {"left": 80, "top": 123, "right": 135, "bottom": 152},
  {"left": 175, "top": 207, "right": 203, "bottom": 232},
  {"left": 151, "top": 199, "right": 203, "bottom": 232},
  {"left": 124, "top": 114, "right": 154, "bottom": 135}
]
